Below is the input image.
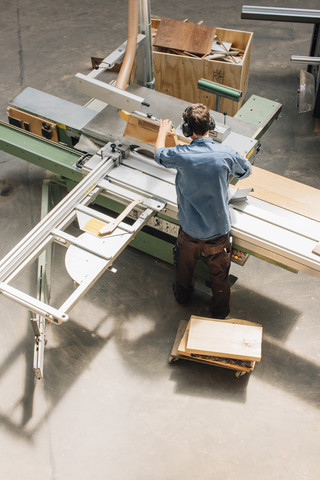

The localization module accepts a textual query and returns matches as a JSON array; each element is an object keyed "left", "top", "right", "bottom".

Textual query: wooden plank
[
  {"left": 123, "top": 114, "right": 179, "bottom": 148},
  {"left": 312, "top": 242, "right": 320, "bottom": 256},
  {"left": 171, "top": 319, "right": 189, "bottom": 359},
  {"left": 239, "top": 166, "right": 320, "bottom": 222},
  {"left": 153, "top": 18, "right": 216, "bottom": 55},
  {"left": 185, "top": 315, "right": 263, "bottom": 362},
  {"left": 99, "top": 199, "right": 143, "bottom": 235},
  {"left": 177, "top": 319, "right": 255, "bottom": 371}
]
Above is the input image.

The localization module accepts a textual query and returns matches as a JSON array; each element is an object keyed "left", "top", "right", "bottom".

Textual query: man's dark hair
[{"left": 182, "top": 103, "right": 212, "bottom": 136}]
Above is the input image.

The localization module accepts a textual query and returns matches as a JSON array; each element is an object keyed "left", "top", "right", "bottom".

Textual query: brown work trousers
[{"left": 173, "top": 229, "right": 231, "bottom": 318}]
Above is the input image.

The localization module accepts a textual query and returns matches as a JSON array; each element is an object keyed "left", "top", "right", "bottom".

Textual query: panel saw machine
[{"left": 0, "top": 0, "right": 320, "bottom": 379}]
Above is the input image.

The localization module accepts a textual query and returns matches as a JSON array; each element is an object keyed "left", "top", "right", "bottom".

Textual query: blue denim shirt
[{"left": 154, "top": 136, "right": 252, "bottom": 240}]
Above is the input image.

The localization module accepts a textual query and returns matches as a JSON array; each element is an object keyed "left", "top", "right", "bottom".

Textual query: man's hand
[
  {"left": 159, "top": 119, "right": 174, "bottom": 135},
  {"left": 155, "top": 118, "right": 174, "bottom": 151}
]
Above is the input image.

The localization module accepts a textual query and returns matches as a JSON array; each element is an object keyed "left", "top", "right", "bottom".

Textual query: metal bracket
[
  {"left": 75, "top": 73, "right": 150, "bottom": 112},
  {"left": 88, "top": 34, "right": 146, "bottom": 80}
]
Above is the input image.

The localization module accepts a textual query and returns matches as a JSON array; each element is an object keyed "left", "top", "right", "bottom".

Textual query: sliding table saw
[{"left": 1, "top": 9, "right": 320, "bottom": 379}]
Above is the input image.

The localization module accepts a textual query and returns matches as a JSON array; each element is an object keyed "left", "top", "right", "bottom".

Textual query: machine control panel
[{"left": 231, "top": 247, "right": 249, "bottom": 266}]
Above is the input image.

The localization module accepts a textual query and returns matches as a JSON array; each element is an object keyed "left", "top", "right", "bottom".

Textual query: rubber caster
[
  {"left": 235, "top": 370, "right": 246, "bottom": 378},
  {"left": 169, "top": 355, "right": 179, "bottom": 363}
]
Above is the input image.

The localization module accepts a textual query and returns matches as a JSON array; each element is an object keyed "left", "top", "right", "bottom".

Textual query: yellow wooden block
[{"left": 83, "top": 218, "right": 106, "bottom": 236}]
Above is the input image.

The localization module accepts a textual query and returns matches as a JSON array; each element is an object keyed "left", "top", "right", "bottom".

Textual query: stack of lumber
[
  {"left": 174, "top": 316, "right": 263, "bottom": 374},
  {"left": 153, "top": 18, "right": 243, "bottom": 64}
]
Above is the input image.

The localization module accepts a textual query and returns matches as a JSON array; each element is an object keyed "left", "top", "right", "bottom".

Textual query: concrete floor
[{"left": 0, "top": 1, "right": 320, "bottom": 479}]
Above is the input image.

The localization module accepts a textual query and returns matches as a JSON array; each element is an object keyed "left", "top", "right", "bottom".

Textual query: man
[{"left": 154, "top": 103, "right": 252, "bottom": 319}]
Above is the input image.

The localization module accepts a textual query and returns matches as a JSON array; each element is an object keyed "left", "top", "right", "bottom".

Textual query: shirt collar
[{"left": 191, "top": 136, "right": 214, "bottom": 145}]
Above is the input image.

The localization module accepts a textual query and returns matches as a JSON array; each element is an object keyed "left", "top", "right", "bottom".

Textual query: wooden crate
[{"left": 151, "top": 18, "right": 253, "bottom": 116}]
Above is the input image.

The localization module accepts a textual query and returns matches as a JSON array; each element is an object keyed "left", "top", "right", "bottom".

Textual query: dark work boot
[{"left": 172, "top": 283, "right": 193, "bottom": 306}]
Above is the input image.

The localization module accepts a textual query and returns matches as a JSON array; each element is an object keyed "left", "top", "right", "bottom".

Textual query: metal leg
[
  {"left": 32, "top": 180, "right": 57, "bottom": 380},
  {"left": 215, "top": 95, "right": 221, "bottom": 112}
]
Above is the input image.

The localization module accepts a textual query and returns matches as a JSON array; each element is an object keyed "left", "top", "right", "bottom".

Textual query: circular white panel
[{"left": 65, "top": 232, "right": 109, "bottom": 284}]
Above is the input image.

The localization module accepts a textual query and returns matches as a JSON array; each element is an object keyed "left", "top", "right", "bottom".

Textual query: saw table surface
[
  {"left": 82, "top": 147, "right": 320, "bottom": 278},
  {"left": 82, "top": 84, "right": 258, "bottom": 152}
]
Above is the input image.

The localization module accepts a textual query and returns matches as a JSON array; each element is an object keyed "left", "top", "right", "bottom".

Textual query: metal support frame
[
  {"left": 87, "top": 34, "right": 146, "bottom": 80},
  {"left": 0, "top": 155, "right": 112, "bottom": 323},
  {"left": 136, "top": 0, "right": 155, "bottom": 89},
  {"left": 75, "top": 73, "right": 150, "bottom": 111},
  {"left": 31, "top": 180, "right": 56, "bottom": 379},
  {"left": 86, "top": 2, "right": 154, "bottom": 89},
  {"left": 241, "top": 6, "right": 320, "bottom": 118},
  {"left": 0, "top": 142, "right": 166, "bottom": 328}
]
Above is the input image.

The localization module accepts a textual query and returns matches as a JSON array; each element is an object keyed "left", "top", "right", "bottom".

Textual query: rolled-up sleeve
[
  {"left": 229, "top": 152, "right": 252, "bottom": 179},
  {"left": 154, "top": 147, "right": 177, "bottom": 168}
]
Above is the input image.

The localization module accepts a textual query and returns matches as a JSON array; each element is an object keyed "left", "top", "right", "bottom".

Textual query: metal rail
[
  {"left": 241, "top": 6, "right": 320, "bottom": 23},
  {"left": 291, "top": 56, "right": 320, "bottom": 65},
  {"left": 0, "top": 141, "right": 166, "bottom": 327},
  {"left": 241, "top": 6, "right": 320, "bottom": 117}
]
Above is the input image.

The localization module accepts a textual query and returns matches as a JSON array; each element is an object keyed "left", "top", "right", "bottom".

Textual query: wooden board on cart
[
  {"left": 170, "top": 317, "right": 262, "bottom": 375},
  {"left": 185, "top": 315, "right": 263, "bottom": 362}
]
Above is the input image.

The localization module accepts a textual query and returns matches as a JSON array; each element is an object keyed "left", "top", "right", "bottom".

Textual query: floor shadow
[
  {"left": 169, "top": 358, "right": 250, "bottom": 403},
  {"left": 231, "top": 287, "right": 300, "bottom": 341},
  {"left": 0, "top": 248, "right": 318, "bottom": 442},
  {"left": 254, "top": 338, "right": 320, "bottom": 408},
  {"left": 43, "top": 319, "right": 112, "bottom": 405},
  {"left": 0, "top": 318, "right": 112, "bottom": 440},
  {"left": 0, "top": 333, "right": 36, "bottom": 440}
]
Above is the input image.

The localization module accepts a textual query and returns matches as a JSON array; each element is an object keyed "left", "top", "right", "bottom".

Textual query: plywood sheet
[
  {"left": 153, "top": 18, "right": 216, "bottom": 55},
  {"left": 177, "top": 320, "right": 254, "bottom": 372},
  {"left": 186, "top": 316, "right": 262, "bottom": 362},
  {"left": 240, "top": 166, "right": 320, "bottom": 222},
  {"left": 123, "top": 114, "right": 179, "bottom": 148}
]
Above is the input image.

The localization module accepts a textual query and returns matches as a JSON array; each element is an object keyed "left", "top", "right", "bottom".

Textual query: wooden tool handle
[{"left": 99, "top": 199, "right": 143, "bottom": 235}]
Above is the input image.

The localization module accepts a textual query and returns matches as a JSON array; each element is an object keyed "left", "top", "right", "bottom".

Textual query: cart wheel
[
  {"left": 235, "top": 370, "right": 246, "bottom": 378},
  {"left": 169, "top": 355, "right": 179, "bottom": 363}
]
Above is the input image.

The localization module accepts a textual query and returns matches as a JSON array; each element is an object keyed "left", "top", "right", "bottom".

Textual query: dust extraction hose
[{"left": 115, "top": 0, "right": 139, "bottom": 90}]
